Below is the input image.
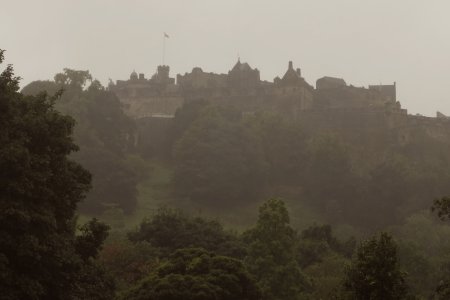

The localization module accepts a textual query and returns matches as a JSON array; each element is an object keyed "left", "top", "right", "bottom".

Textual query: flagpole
[{"left": 162, "top": 33, "right": 165, "bottom": 65}]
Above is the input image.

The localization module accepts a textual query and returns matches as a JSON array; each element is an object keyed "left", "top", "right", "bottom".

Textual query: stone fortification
[{"left": 108, "top": 59, "right": 450, "bottom": 145}]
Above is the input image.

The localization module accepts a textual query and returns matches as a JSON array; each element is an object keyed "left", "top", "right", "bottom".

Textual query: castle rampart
[{"left": 108, "top": 59, "right": 450, "bottom": 145}]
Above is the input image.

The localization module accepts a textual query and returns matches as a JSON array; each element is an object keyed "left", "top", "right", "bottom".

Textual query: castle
[
  {"left": 109, "top": 59, "right": 405, "bottom": 118},
  {"left": 109, "top": 60, "right": 450, "bottom": 148}
]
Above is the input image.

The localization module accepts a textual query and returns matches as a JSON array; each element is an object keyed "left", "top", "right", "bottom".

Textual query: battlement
[
  {"left": 369, "top": 83, "right": 396, "bottom": 102},
  {"left": 108, "top": 60, "right": 443, "bottom": 133},
  {"left": 177, "top": 67, "right": 228, "bottom": 91},
  {"left": 108, "top": 59, "right": 450, "bottom": 146},
  {"left": 109, "top": 59, "right": 315, "bottom": 118}
]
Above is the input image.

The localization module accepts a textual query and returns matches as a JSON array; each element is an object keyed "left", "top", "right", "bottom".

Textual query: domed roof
[{"left": 130, "top": 70, "right": 138, "bottom": 80}]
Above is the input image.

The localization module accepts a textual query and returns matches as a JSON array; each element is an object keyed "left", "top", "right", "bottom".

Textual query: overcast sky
[{"left": 1, "top": 0, "right": 449, "bottom": 116}]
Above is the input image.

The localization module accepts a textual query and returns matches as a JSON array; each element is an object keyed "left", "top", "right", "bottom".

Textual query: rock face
[{"left": 109, "top": 59, "right": 450, "bottom": 146}]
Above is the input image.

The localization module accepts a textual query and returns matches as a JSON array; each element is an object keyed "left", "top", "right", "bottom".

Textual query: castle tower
[
  {"left": 157, "top": 65, "right": 170, "bottom": 79},
  {"left": 130, "top": 70, "right": 138, "bottom": 81},
  {"left": 150, "top": 65, "right": 175, "bottom": 85},
  {"left": 279, "top": 61, "right": 302, "bottom": 86},
  {"left": 227, "top": 59, "right": 260, "bottom": 89}
]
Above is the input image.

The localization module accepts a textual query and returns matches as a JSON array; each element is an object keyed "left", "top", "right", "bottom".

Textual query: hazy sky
[{"left": 2, "top": 0, "right": 449, "bottom": 116}]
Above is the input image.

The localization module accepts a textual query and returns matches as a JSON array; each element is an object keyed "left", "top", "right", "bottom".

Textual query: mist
[
  {"left": 3, "top": 2, "right": 450, "bottom": 299},
  {"left": 2, "top": 0, "right": 450, "bottom": 116}
]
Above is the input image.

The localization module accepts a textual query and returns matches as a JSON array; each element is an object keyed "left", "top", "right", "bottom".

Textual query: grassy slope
[
  {"left": 128, "top": 158, "right": 327, "bottom": 233},
  {"left": 80, "top": 157, "right": 334, "bottom": 235}
]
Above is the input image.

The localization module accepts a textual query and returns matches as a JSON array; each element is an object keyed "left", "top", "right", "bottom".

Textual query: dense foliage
[
  {"left": 128, "top": 207, "right": 245, "bottom": 257},
  {"left": 121, "top": 248, "right": 261, "bottom": 300},
  {"left": 168, "top": 100, "right": 450, "bottom": 230},
  {"left": 243, "top": 198, "right": 310, "bottom": 299},
  {"left": 5, "top": 48, "right": 450, "bottom": 299},
  {"left": 173, "top": 104, "right": 267, "bottom": 208},
  {"left": 22, "top": 69, "right": 138, "bottom": 214},
  {"left": 343, "top": 232, "right": 408, "bottom": 299},
  {"left": 0, "top": 50, "right": 113, "bottom": 299}
]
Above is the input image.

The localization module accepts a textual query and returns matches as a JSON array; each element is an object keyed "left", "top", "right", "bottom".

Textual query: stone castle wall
[
  {"left": 109, "top": 60, "right": 450, "bottom": 147},
  {"left": 109, "top": 60, "right": 315, "bottom": 119}
]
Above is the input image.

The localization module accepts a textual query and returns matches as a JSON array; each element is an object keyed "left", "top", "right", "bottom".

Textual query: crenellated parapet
[{"left": 108, "top": 60, "right": 450, "bottom": 145}]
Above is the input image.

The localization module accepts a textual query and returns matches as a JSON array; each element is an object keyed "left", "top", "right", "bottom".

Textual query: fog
[
  {"left": 1, "top": 0, "right": 449, "bottom": 115},
  {"left": 4, "top": 2, "right": 450, "bottom": 298}
]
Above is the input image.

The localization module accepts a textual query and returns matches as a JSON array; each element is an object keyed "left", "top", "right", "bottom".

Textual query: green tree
[
  {"left": 432, "top": 197, "right": 450, "bottom": 221},
  {"left": 304, "top": 134, "right": 359, "bottom": 222},
  {"left": 22, "top": 69, "right": 138, "bottom": 214},
  {"left": 54, "top": 68, "right": 92, "bottom": 90},
  {"left": 362, "top": 156, "right": 417, "bottom": 227},
  {"left": 0, "top": 50, "right": 113, "bottom": 299},
  {"left": 128, "top": 207, "right": 245, "bottom": 258},
  {"left": 343, "top": 232, "right": 408, "bottom": 300},
  {"left": 434, "top": 260, "right": 450, "bottom": 300},
  {"left": 243, "top": 198, "right": 311, "bottom": 300},
  {"left": 297, "top": 224, "right": 354, "bottom": 268},
  {"left": 72, "top": 219, "right": 115, "bottom": 300},
  {"left": 100, "top": 239, "right": 160, "bottom": 292},
  {"left": 74, "top": 147, "right": 138, "bottom": 214},
  {"left": 304, "top": 254, "right": 349, "bottom": 300},
  {"left": 296, "top": 224, "right": 356, "bottom": 298},
  {"left": 121, "top": 248, "right": 261, "bottom": 300},
  {"left": 21, "top": 80, "right": 61, "bottom": 97},
  {"left": 75, "top": 218, "right": 110, "bottom": 261},
  {"left": 431, "top": 197, "right": 450, "bottom": 299},
  {"left": 246, "top": 112, "right": 307, "bottom": 185},
  {"left": 173, "top": 105, "right": 267, "bottom": 208},
  {"left": 165, "top": 99, "right": 210, "bottom": 158}
]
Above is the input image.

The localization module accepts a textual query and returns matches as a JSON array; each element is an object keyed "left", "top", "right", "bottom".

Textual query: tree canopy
[
  {"left": 128, "top": 207, "right": 245, "bottom": 258},
  {"left": 121, "top": 248, "right": 261, "bottom": 300},
  {"left": 173, "top": 104, "right": 267, "bottom": 208},
  {"left": 243, "top": 198, "right": 311, "bottom": 300},
  {"left": 343, "top": 232, "right": 408, "bottom": 300},
  {"left": 0, "top": 49, "right": 113, "bottom": 299},
  {"left": 22, "top": 68, "right": 138, "bottom": 214}
]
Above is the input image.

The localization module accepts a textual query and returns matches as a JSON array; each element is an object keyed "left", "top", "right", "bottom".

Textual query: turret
[
  {"left": 130, "top": 70, "right": 138, "bottom": 81},
  {"left": 279, "top": 61, "right": 302, "bottom": 86}
]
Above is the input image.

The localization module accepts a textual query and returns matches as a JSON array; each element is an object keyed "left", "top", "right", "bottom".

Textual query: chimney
[
  {"left": 288, "top": 61, "right": 293, "bottom": 70},
  {"left": 296, "top": 68, "right": 301, "bottom": 77}
]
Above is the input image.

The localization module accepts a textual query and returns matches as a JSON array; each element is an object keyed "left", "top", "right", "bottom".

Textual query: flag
[{"left": 164, "top": 32, "right": 169, "bottom": 38}]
